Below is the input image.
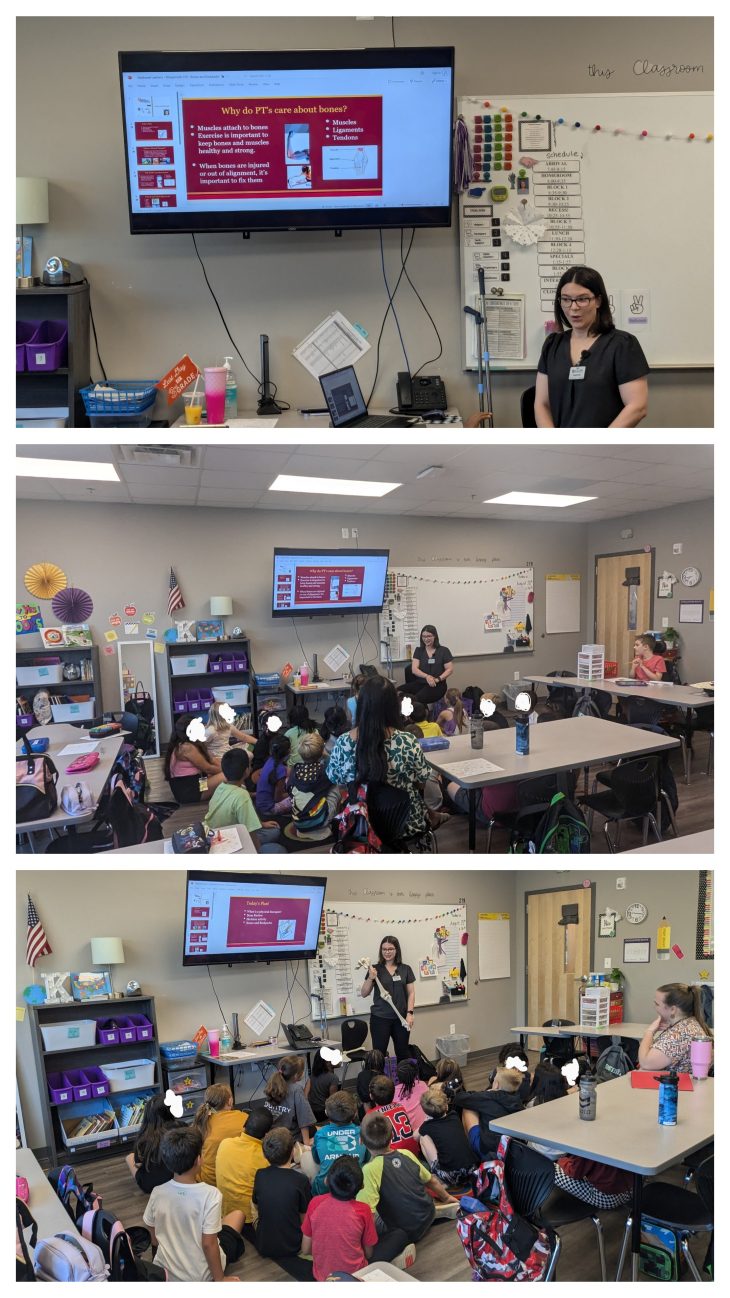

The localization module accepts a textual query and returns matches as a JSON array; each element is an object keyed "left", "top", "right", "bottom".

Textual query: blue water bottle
[
  {"left": 515, "top": 719, "right": 530, "bottom": 755},
  {"left": 657, "top": 1068, "right": 679, "bottom": 1126}
]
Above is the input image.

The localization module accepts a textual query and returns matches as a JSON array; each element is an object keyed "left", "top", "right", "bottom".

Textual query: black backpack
[
  {"left": 510, "top": 791, "right": 590, "bottom": 854},
  {"left": 107, "top": 779, "right": 163, "bottom": 848},
  {"left": 16, "top": 1199, "right": 38, "bottom": 1281},
  {"left": 408, "top": 1042, "right": 438, "bottom": 1083},
  {"left": 16, "top": 737, "right": 59, "bottom": 824},
  {"left": 594, "top": 1039, "right": 636, "bottom": 1083},
  {"left": 82, "top": 1206, "right": 167, "bottom": 1281}
]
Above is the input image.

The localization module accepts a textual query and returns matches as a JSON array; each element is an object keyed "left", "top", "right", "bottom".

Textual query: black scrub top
[
  {"left": 537, "top": 329, "right": 649, "bottom": 428},
  {"left": 413, "top": 645, "right": 453, "bottom": 678}
]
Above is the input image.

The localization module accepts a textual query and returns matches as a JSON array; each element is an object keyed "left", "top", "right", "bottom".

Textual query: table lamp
[
  {"left": 210, "top": 595, "right": 233, "bottom": 638},
  {"left": 90, "top": 936, "right": 126, "bottom": 999},
  {"left": 16, "top": 177, "right": 49, "bottom": 286}
]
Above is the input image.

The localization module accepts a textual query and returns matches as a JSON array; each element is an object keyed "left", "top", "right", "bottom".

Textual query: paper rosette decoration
[
  {"left": 51, "top": 586, "right": 94, "bottom": 624},
  {"left": 24, "top": 562, "right": 67, "bottom": 600}
]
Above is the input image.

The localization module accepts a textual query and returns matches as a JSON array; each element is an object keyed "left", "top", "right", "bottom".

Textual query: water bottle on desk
[
  {"left": 657, "top": 1069, "right": 679, "bottom": 1126},
  {"left": 578, "top": 1075, "right": 597, "bottom": 1121}
]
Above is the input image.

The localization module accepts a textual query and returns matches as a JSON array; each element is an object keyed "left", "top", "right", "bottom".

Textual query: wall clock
[
  {"left": 626, "top": 902, "right": 648, "bottom": 924},
  {"left": 681, "top": 566, "right": 701, "bottom": 587}
]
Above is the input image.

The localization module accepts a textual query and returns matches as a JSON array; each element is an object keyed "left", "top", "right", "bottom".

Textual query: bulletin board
[
  {"left": 308, "top": 900, "right": 468, "bottom": 1020},
  {"left": 379, "top": 565, "right": 534, "bottom": 661},
  {"left": 458, "top": 92, "right": 713, "bottom": 369}
]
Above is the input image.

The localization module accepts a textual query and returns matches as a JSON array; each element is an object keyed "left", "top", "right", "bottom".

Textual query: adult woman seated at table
[
  {"left": 535, "top": 266, "right": 649, "bottom": 428},
  {"left": 400, "top": 625, "right": 454, "bottom": 708},
  {"left": 638, "top": 982, "right": 713, "bottom": 1073},
  {"left": 326, "top": 674, "right": 435, "bottom": 841},
  {"left": 164, "top": 713, "right": 225, "bottom": 803}
]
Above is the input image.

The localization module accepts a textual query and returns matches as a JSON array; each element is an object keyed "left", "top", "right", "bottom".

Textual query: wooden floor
[{"left": 68, "top": 1050, "right": 709, "bottom": 1283}]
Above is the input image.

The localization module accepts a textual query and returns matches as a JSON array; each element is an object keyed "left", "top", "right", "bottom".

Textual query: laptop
[{"left": 319, "top": 365, "right": 418, "bottom": 429}]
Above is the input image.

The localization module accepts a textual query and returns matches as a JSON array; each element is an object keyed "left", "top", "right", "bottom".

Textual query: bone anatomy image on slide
[{"left": 322, "top": 146, "right": 378, "bottom": 179}]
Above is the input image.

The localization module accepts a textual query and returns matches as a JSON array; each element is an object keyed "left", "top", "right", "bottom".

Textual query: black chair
[
  {"left": 594, "top": 725, "right": 679, "bottom": 839},
  {"left": 616, "top": 1155, "right": 713, "bottom": 1282},
  {"left": 683, "top": 1142, "right": 714, "bottom": 1185},
  {"left": 340, "top": 1018, "right": 370, "bottom": 1084},
  {"left": 580, "top": 755, "right": 662, "bottom": 851},
  {"left": 520, "top": 385, "right": 538, "bottom": 429},
  {"left": 616, "top": 695, "right": 663, "bottom": 727},
  {"left": 663, "top": 705, "right": 713, "bottom": 783},
  {"left": 538, "top": 1185, "right": 624, "bottom": 1283},
  {"left": 539, "top": 1019, "right": 585, "bottom": 1068},
  {"left": 367, "top": 782, "right": 438, "bottom": 855},
  {"left": 571, "top": 689, "right": 612, "bottom": 719},
  {"left": 545, "top": 670, "right": 576, "bottom": 717},
  {"left": 484, "top": 772, "right": 575, "bottom": 854},
  {"left": 503, "top": 1140, "right": 561, "bottom": 1279}
]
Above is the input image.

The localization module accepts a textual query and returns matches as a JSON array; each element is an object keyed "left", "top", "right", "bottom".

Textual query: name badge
[
  {"left": 569, "top": 365, "right": 586, "bottom": 381},
  {"left": 392, "top": 974, "right": 401, "bottom": 982}
]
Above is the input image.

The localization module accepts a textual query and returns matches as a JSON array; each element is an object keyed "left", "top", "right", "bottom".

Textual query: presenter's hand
[
  {"left": 368, "top": 965, "right": 378, "bottom": 980},
  {"left": 427, "top": 675, "right": 438, "bottom": 687}
]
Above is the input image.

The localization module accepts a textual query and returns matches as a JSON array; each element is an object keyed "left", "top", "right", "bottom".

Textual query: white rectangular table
[
  {"left": 17, "top": 1147, "right": 81, "bottom": 1240},
  {"left": 284, "top": 675, "right": 352, "bottom": 719},
  {"left": 200, "top": 1037, "right": 341, "bottom": 1104},
  {"left": 423, "top": 718, "right": 678, "bottom": 852},
  {"left": 526, "top": 674, "right": 714, "bottom": 711},
  {"left": 489, "top": 1073, "right": 714, "bottom": 1280},
  {"left": 16, "top": 733, "right": 125, "bottom": 847},
  {"left": 626, "top": 829, "right": 713, "bottom": 854},
  {"left": 510, "top": 1021, "right": 650, "bottom": 1050}
]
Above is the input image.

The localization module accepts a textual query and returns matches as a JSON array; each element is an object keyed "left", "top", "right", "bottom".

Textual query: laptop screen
[{"left": 319, "top": 366, "right": 367, "bottom": 427}]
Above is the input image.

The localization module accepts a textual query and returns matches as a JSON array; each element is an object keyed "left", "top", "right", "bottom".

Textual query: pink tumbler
[
  {"left": 690, "top": 1038, "right": 712, "bottom": 1079},
  {"left": 204, "top": 367, "right": 226, "bottom": 425},
  {"left": 207, "top": 1028, "right": 220, "bottom": 1058}
]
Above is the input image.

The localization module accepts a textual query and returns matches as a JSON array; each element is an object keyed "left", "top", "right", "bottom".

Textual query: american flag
[
  {"left": 168, "top": 567, "right": 185, "bottom": 617},
  {"left": 26, "top": 895, "right": 52, "bottom": 968}
]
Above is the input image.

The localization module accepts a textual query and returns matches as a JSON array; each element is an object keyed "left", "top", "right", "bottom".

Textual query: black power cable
[{"left": 366, "top": 228, "right": 415, "bottom": 406}]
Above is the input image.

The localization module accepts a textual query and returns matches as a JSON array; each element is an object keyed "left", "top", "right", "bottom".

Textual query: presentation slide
[
  {"left": 121, "top": 64, "right": 451, "bottom": 214},
  {"left": 183, "top": 876, "right": 324, "bottom": 958},
  {"left": 273, "top": 551, "right": 387, "bottom": 613}
]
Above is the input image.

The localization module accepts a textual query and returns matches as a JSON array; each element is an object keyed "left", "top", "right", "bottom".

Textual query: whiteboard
[
  {"left": 379, "top": 565, "right": 534, "bottom": 660},
  {"left": 458, "top": 93, "right": 713, "bottom": 368},
  {"left": 545, "top": 574, "right": 581, "bottom": 635},
  {"left": 308, "top": 900, "right": 468, "bottom": 1019},
  {"left": 478, "top": 913, "right": 511, "bottom": 981}
]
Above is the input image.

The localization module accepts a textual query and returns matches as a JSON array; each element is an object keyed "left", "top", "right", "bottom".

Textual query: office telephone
[
  {"left": 396, "top": 372, "right": 448, "bottom": 413},
  {"left": 283, "top": 1023, "right": 321, "bottom": 1048}
]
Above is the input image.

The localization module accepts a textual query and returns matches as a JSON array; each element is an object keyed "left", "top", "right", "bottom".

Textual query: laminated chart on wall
[
  {"left": 458, "top": 92, "right": 713, "bottom": 368},
  {"left": 380, "top": 565, "right": 534, "bottom": 660},
  {"left": 308, "top": 900, "right": 468, "bottom": 1019},
  {"left": 478, "top": 913, "right": 511, "bottom": 980}
]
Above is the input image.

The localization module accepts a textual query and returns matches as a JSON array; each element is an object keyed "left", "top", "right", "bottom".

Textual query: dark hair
[
  {"left": 636, "top": 633, "right": 657, "bottom": 650},
  {"left": 434, "top": 1057, "right": 464, "bottom": 1091},
  {"left": 262, "top": 1126, "right": 295, "bottom": 1166},
  {"left": 378, "top": 934, "right": 403, "bottom": 966},
  {"left": 288, "top": 704, "right": 315, "bottom": 732},
  {"left": 134, "top": 1095, "right": 178, "bottom": 1171},
  {"left": 404, "top": 723, "right": 424, "bottom": 738},
  {"left": 244, "top": 1108, "right": 274, "bottom": 1140},
  {"left": 410, "top": 701, "right": 428, "bottom": 725},
  {"left": 369, "top": 1073, "right": 395, "bottom": 1105},
  {"left": 361, "top": 1111, "right": 392, "bottom": 1153},
  {"left": 312, "top": 1049, "right": 335, "bottom": 1077},
  {"left": 355, "top": 676, "right": 400, "bottom": 783},
  {"left": 498, "top": 1044, "right": 530, "bottom": 1070},
  {"left": 362, "top": 1049, "right": 385, "bottom": 1073},
  {"left": 161, "top": 1125, "right": 202, "bottom": 1175},
  {"left": 396, "top": 1060, "right": 419, "bottom": 1098},
  {"left": 327, "top": 1155, "right": 364, "bottom": 1200},
  {"left": 528, "top": 1062, "right": 568, "bottom": 1106},
  {"left": 325, "top": 1090, "right": 358, "bottom": 1124},
  {"left": 320, "top": 705, "right": 349, "bottom": 742},
  {"left": 419, "top": 624, "right": 440, "bottom": 648},
  {"left": 265, "top": 1055, "right": 305, "bottom": 1104},
  {"left": 221, "top": 747, "right": 250, "bottom": 782},
  {"left": 553, "top": 265, "right": 614, "bottom": 336},
  {"left": 657, "top": 983, "right": 713, "bottom": 1037},
  {"left": 269, "top": 735, "right": 291, "bottom": 768},
  {"left": 164, "top": 712, "right": 213, "bottom": 780}
]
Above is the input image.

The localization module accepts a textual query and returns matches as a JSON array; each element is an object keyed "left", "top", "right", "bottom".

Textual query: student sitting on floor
[
  {"left": 452, "top": 1065, "right": 525, "bottom": 1162},
  {"left": 125, "top": 1094, "right": 182, "bottom": 1195},
  {"left": 320, "top": 705, "right": 350, "bottom": 757},
  {"left": 286, "top": 731, "right": 341, "bottom": 841},
  {"left": 346, "top": 673, "right": 367, "bottom": 726},
  {"left": 427, "top": 1056, "right": 465, "bottom": 1097},
  {"left": 164, "top": 712, "right": 225, "bottom": 803},
  {"left": 304, "top": 1048, "right": 340, "bottom": 1123},
  {"left": 252, "top": 1127, "right": 312, "bottom": 1265},
  {"left": 368, "top": 1074, "right": 420, "bottom": 1156},
  {"left": 308, "top": 1090, "right": 368, "bottom": 1196},
  {"left": 489, "top": 1044, "right": 532, "bottom": 1104},
  {"left": 393, "top": 1060, "right": 429, "bottom": 1135},
  {"left": 409, "top": 701, "right": 443, "bottom": 738},
  {"left": 204, "top": 748, "right": 285, "bottom": 853},
  {"left": 263, "top": 1055, "right": 316, "bottom": 1146},
  {"left": 285, "top": 704, "right": 318, "bottom": 766},
  {"left": 418, "top": 1086, "right": 478, "bottom": 1188},
  {"left": 436, "top": 688, "right": 468, "bottom": 736},
  {"left": 356, "top": 1049, "right": 385, "bottom": 1116},
  {"left": 249, "top": 705, "right": 282, "bottom": 786},
  {"left": 204, "top": 701, "right": 255, "bottom": 760},
  {"left": 255, "top": 736, "right": 292, "bottom": 818},
  {"left": 357, "top": 1112, "right": 459, "bottom": 1256},
  {"left": 215, "top": 1107, "right": 273, "bottom": 1222},
  {"left": 523, "top": 1061, "right": 577, "bottom": 1160},
  {"left": 193, "top": 1084, "right": 246, "bottom": 1186},
  {"left": 143, "top": 1125, "right": 245, "bottom": 1283},
  {"left": 301, "top": 1155, "right": 388, "bottom": 1280}
]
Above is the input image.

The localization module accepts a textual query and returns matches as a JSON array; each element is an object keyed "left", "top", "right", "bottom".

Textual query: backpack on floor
[
  {"left": 107, "top": 778, "right": 163, "bottom": 849},
  {"left": 16, "top": 739, "right": 59, "bottom": 824},
  {"left": 33, "top": 1232, "right": 108, "bottom": 1282},
  {"left": 594, "top": 1039, "right": 636, "bottom": 1083},
  {"left": 48, "top": 1164, "right": 101, "bottom": 1223},
  {"left": 639, "top": 1220, "right": 686, "bottom": 1281},
  {"left": 456, "top": 1135, "right": 553, "bottom": 1281},
  {"left": 331, "top": 783, "right": 383, "bottom": 854},
  {"left": 510, "top": 791, "right": 590, "bottom": 854},
  {"left": 82, "top": 1208, "right": 166, "bottom": 1282},
  {"left": 16, "top": 1198, "right": 38, "bottom": 1282}
]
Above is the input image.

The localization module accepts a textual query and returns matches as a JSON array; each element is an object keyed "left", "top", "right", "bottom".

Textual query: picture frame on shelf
[
  {"left": 71, "top": 971, "right": 113, "bottom": 1001},
  {"left": 196, "top": 619, "right": 224, "bottom": 642}
]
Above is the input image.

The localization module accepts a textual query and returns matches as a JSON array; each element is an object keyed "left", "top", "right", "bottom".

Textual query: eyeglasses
[{"left": 559, "top": 295, "right": 595, "bottom": 308}]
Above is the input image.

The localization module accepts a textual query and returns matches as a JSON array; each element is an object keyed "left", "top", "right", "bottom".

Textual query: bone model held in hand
[{"left": 356, "top": 958, "right": 411, "bottom": 1031}]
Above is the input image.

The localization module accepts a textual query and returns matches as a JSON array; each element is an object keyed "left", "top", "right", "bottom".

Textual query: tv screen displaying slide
[
  {"left": 182, "top": 871, "right": 327, "bottom": 966},
  {"left": 118, "top": 47, "right": 454, "bottom": 233},
  {"left": 272, "top": 547, "right": 389, "bottom": 618}
]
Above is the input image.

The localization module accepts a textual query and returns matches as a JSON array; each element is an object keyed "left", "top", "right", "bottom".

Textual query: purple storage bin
[
  {"left": 83, "top": 1065, "right": 111, "bottom": 1098},
  {"left": 173, "top": 694, "right": 189, "bottom": 714},
  {"left": 233, "top": 655, "right": 248, "bottom": 671},
  {"left": 221, "top": 655, "right": 235, "bottom": 673},
  {"left": 16, "top": 321, "right": 37, "bottom": 372},
  {"left": 117, "top": 1016, "right": 137, "bottom": 1044},
  {"left": 48, "top": 1072, "right": 74, "bottom": 1105},
  {"left": 187, "top": 690, "right": 202, "bottom": 712},
  {"left": 26, "top": 321, "right": 68, "bottom": 372},
  {"left": 199, "top": 688, "right": 214, "bottom": 707},
  {"left": 128, "top": 1014, "right": 154, "bottom": 1043},
  {"left": 17, "top": 712, "right": 34, "bottom": 729},
  {"left": 65, "top": 1069, "right": 93, "bottom": 1102},
  {"left": 208, "top": 656, "right": 223, "bottom": 674},
  {"left": 96, "top": 1019, "right": 121, "bottom": 1046}
]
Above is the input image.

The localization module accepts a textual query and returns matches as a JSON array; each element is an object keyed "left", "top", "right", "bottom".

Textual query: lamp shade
[
  {"left": 91, "top": 937, "right": 125, "bottom": 965},
  {"left": 17, "top": 177, "right": 49, "bottom": 225},
  {"left": 210, "top": 596, "right": 233, "bottom": 616}
]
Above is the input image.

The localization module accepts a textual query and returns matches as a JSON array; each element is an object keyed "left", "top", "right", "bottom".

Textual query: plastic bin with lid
[
  {"left": 50, "top": 699, "right": 96, "bottom": 723},
  {"left": 41, "top": 1019, "right": 98, "bottom": 1051},
  {"left": 170, "top": 654, "right": 208, "bottom": 676},
  {"left": 17, "top": 663, "right": 65, "bottom": 686},
  {"left": 435, "top": 1033, "right": 469, "bottom": 1068},
  {"left": 103, "top": 1058, "right": 156, "bottom": 1092},
  {"left": 212, "top": 684, "right": 248, "bottom": 707}
]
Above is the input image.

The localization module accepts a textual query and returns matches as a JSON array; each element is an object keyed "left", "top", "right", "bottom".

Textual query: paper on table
[
  {"left": 359, "top": 1270, "right": 399, "bottom": 1283},
  {"left": 445, "top": 759, "right": 505, "bottom": 777},
  {"left": 208, "top": 826, "right": 243, "bottom": 855},
  {"left": 244, "top": 1000, "right": 276, "bottom": 1034},
  {"left": 293, "top": 310, "right": 371, "bottom": 379},
  {"left": 323, "top": 644, "right": 350, "bottom": 673},
  {"left": 58, "top": 742, "right": 99, "bottom": 755}
]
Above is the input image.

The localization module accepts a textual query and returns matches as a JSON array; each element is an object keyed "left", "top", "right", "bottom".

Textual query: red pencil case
[
  {"left": 65, "top": 752, "right": 101, "bottom": 774},
  {"left": 630, "top": 1071, "right": 694, "bottom": 1091}
]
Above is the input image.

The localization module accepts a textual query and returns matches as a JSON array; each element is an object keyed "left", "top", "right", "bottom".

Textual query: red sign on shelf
[{"left": 157, "top": 354, "right": 200, "bottom": 404}]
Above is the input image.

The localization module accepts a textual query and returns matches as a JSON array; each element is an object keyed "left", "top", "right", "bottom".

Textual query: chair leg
[
  {"left": 706, "top": 734, "right": 713, "bottom": 777},
  {"left": 641, "top": 816, "right": 649, "bottom": 847},
  {"left": 680, "top": 735, "right": 690, "bottom": 785},
  {"left": 648, "top": 812, "right": 662, "bottom": 844},
  {"left": 603, "top": 821, "right": 615, "bottom": 854},
  {"left": 486, "top": 821, "right": 494, "bottom": 853},
  {"left": 680, "top": 1235, "right": 704, "bottom": 1283},
  {"left": 615, "top": 1216, "right": 632, "bottom": 1281},
  {"left": 544, "top": 1232, "right": 561, "bottom": 1282},
  {"left": 591, "top": 1215, "right": 607, "bottom": 1283},
  {"left": 661, "top": 790, "right": 679, "bottom": 838}
]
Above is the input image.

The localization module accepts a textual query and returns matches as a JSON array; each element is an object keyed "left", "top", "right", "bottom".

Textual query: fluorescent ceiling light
[
  {"left": 16, "top": 457, "right": 120, "bottom": 483},
  {"left": 484, "top": 491, "right": 597, "bottom": 508},
  {"left": 269, "top": 473, "right": 400, "bottom": 498},
  {"left": 416, "top": 465, "right": 443, "bottom": 479}
]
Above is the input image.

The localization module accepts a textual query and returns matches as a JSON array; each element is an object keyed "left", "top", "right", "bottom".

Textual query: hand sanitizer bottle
[{"left": 223, "top": 357, "right": 237, "bottom": 420}]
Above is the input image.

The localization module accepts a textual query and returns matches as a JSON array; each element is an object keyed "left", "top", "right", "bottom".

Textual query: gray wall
[
  {"left": 586, "top": 499, "right": 714, "bottom": 681},
  {"left": 16, "top": 499, "right": 590, "bottom": 738},
  {"left": 17, "top": 15, "right": 713, "bottom": 427}
]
